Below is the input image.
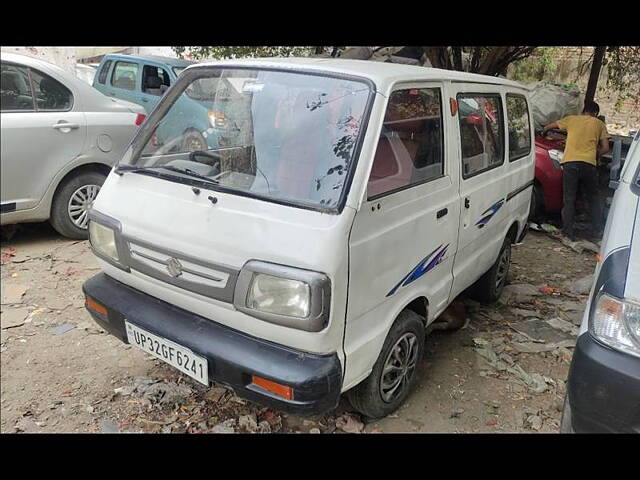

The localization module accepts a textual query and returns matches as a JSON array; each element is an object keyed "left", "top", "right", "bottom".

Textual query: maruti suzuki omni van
[{"left": 83, "top": 58, "right": 535, "bottom": 418}]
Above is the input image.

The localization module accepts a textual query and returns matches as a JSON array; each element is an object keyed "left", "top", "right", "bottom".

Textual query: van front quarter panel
[{"left": 90, "top": 171, "right": 354, "bottom": 360}]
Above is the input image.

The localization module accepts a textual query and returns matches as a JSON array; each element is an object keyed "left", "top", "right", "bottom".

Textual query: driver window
[
  {"left": 1, "top": 63, "right": 34, "bottom": 111},
  {"left": 29, "top": 69, "right": 73, "bottom": 111},
  {"left": 111, "top": 61, "right": 139, "bottom": 91}
]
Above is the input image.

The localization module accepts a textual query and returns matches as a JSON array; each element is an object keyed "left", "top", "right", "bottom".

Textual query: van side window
[
  {"left": 367, "top": 87, "right": 444, "bottom": 199},
  {"left": 111, "top": 61, "right": 139, "bottom": 91},
  {"left": 506, "top": 94, "right": 531, "bottom": 161},
  {"left": 29, "top": 69, "right": 73, "bottom": 111},
  {"left": 457, "top": 94, "right": 504, "bottom": 178},
  {"left": 97, "top": 60, "right": 112, "bottom": 84},
  {"left": 142, "top": 65, "right": 171, "bottom": 96},
  {"left": 1, "top": 63, "right": 34, "bottom": 111}
]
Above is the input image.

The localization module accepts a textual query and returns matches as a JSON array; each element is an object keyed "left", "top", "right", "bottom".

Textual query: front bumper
[
  {"left": 564, "top": 332, "right": 640, "bottom": 433},
  {"left": 82, "top": 273, "right": 342, "bottom": 415}
]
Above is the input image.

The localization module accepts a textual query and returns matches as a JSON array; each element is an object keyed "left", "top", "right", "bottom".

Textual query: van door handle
[
  {"left": 437, "top": 208, "right": 448, "bottom": 219},
  {"left": 141, "top": 97, "right": 149, "bottom": 103},
  {"left": 52, "top": 122, "right": 80, "bottom": 130},
  {"left": 464, "top": 198, "right": 471, "bottom": 209}
]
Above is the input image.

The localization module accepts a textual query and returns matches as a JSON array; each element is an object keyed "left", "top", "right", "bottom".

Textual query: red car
[{"left": 531, "top": 130, "right": 565, "bottom": 219}]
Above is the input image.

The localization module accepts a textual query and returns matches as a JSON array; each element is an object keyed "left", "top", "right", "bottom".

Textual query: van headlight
[
  {"left": 234, "top": 261, "right": 331, "bottom": 332},
  {"left": 87, "top": 211, "right": 128, "bottom": 271},
  {"left": 247, "top": 274, "right": 310, "bottom": 318},
  {"left": 89, "top": 221, "right": 119, "bottom": 262},
  {"left": 590, "top": 292, "right": 640, "bottom": 358}
]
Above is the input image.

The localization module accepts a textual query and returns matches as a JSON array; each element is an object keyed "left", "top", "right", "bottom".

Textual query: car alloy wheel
[
  {"left": 379, "top": 332, "right": 419, "bottom": 403},
  {"left": 67, "top": 184, "right": 100, "bottom": 229}
]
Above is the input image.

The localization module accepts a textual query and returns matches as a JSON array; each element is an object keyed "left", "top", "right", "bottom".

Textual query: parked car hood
[{"left": 534, "top": 135, "right": 565, "bottom": 151}]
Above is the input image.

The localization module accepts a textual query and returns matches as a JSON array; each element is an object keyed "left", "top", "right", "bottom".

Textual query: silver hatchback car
[{"left": 1, "top": 52, "right": 146, "bottom": 238}]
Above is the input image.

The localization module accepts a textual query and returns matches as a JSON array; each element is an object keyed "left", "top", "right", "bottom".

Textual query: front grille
[{"left": 120, "top": 236, "right": 240, "bottom": 304}]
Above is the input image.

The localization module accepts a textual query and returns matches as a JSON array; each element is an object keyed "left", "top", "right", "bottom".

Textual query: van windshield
[{"left": 125, "top": 68, "right": 372, "bottom": 210}]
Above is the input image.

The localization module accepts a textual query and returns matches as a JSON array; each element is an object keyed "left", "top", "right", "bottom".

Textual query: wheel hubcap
[
  {"left": 495, "top": 246, "right": 510, "bottom": 291},
  {"left": 68, "top": 184, "right": 100, "bottom": 229},
  {"left": 380, "top": 332, "right": 419, "bottom": 403}
]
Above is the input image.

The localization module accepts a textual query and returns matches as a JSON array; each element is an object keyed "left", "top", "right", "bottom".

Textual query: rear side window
[
  {"left": 367, "top": 87, "right": 444, "bottom": 199},
  {"left": 506, "top": 94, "right": 531, "bottom": 161},
  {"left": 97, "top": 60, "right": 112, "bottom": 84},
  {"left": 29, "top": 69, "right": 73, "bottom": 111},
  {"left": 1, "top": 63, "right": 34, "bottom": 111},
  {"left": 111, "top": 61, "right": 139, "bottom": 91},
  {"left": 142, "top": 64, "right": 171, "bottom": 96},
  {"left": 458, "top": 94, "right": 504, "bottom": 178}
]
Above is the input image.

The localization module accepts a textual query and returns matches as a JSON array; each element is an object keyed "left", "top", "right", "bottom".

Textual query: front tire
[
  {"left": 50, "top": 170, "right": 106, "bottom": 239},
  {"left": 347, "top": 310, "right": 425, "bottom": 420},
  {"left": 470, "top": 236, "right": 511, "bottom": 304}
]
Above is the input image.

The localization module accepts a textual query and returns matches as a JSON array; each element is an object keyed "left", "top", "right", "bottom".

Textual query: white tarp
[{"left": 529, "top": 82, "right": 584, "bottom": 131}]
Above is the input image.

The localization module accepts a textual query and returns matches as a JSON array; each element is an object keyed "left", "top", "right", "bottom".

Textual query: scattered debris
[
  {"left": 238, "top": 414, "right": 259, "bottom": 433},
  {"left": 568, "top": 274, "right": 594, "bottom": 295},
  {"left": 1, "top": 307, "right": 30, "bottom": 329},
  {"left": 450, "top": 408, "right": 465, "bottom": 418},
  {"left": 335, "top": 413, "right": 364, "bottom": 433},
  {"left": 49, "top": 323, "right": 76, "bottom": 335},
  {"left": 527, "top": 414, "right": 543, "bottom": 431},
  {"left": 511, "top": 339, "right": 575, "bottom": 353},
  {"left": 100, "top": 419, "right": 120, "bottom": 433},
  {"left": 210, "top": 419, "right": 236, "bottom": 434},
  {"left": 475, "top": 346, "right": 550, "bottom": 393},
  {"left": 1, "top": 284, "right": 28, "bottom": 304},
  {"left": 545, "top": 317, "right": 579, "bottom": 336},
  {"left": 1, "top": 247, "right": 17, "bottom": 265}
]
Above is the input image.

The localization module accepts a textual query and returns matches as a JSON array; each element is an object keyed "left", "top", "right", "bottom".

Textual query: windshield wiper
[
  {"left": 160, "top": 165, "right": 220, "bottom": 184},
  {"left": 114, "top": 164, "right": 219, "bottom": 185}
]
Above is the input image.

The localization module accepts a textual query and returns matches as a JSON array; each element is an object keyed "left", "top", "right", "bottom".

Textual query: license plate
[{"left": 125, "top": 321, "right": 209, "bottom": 386}]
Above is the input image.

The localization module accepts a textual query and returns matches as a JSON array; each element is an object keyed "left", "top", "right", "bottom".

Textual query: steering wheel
[{"left": 189, "top": 150, "right": 223, "bottom": 164}]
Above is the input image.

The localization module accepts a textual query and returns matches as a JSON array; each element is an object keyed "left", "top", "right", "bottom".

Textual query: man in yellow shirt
[{"left": 543, "top": 101, "right": 610, "bottom": 240}]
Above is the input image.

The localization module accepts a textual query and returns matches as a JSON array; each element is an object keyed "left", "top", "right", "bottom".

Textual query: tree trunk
[{"left": 585, "top": 46, "right": 606, "bottom": 104}]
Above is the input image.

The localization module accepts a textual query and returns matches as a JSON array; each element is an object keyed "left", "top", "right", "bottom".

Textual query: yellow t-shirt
[{"left": 557, "top": 115, "right": 609, "bottom": 166}]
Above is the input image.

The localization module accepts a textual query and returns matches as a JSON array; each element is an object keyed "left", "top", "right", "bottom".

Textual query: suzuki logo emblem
[{"left": 166, "top": 257, "right": 183, "bottom": 278}]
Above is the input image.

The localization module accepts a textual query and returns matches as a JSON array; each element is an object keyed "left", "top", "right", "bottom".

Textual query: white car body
[
  {"left": 1, "top": 52, "right": 145, "bottom": 232},
  {"left": 86, "top": 58, "right": 535, "bottom": 412}
]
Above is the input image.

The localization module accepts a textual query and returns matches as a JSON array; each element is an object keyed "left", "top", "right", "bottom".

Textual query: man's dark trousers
[{"left": 561, "top": 161, "right": 602, "bottom": 238}]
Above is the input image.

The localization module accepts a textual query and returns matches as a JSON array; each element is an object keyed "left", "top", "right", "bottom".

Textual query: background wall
[{"left": 1, "top": 47, "right": 77, "bottom": 73}]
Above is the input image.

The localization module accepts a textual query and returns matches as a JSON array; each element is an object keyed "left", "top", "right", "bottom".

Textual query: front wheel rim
[
  {"left": 495, "top": 246, "right": 510, "bottom": 291},
  {"left": 68, "top": 184, "right": 100, "bottom": 229},
  {"left": 380, "top": 332, "right": 419, "bottom": 403}
]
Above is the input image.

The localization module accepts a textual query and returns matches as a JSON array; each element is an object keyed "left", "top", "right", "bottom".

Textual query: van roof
[
  {"left": 103, "top": 53, "right": 194, "bottom": 68},
  {"left": 191, "top": 57, "right": 531, "bottom": 92}
]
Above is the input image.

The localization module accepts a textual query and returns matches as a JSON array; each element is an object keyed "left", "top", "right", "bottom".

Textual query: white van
[
  {"left": 561, "top": 130, "right": 640, "bottom": 433},
  {"left": 83, "top": 59, "right": 534, "bottom": 418}
]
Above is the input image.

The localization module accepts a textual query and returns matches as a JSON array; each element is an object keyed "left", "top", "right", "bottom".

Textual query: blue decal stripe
[
  {"left": 475, "top": 198, "right": 505, "bottom": 227},
  {"left": 386, "top": 244, "right": 449, "bottom": 297}
]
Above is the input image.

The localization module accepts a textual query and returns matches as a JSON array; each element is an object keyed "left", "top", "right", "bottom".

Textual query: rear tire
[
  {"left": 469, "top": 236, "right": 511, "bottom": 304},
  {"left": 50, "top": 170, "right": 106, "bottom": 239},
  {"left": 347, "top": 310, "right": 425, "bottom": 420},
  {"left": 529, "top": 183, "right": 544, "bottom": 221}
]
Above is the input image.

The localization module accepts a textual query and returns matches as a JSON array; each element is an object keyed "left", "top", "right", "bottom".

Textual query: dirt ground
[{"left": 0, "top": 221, "right": 598, "bottom": 434}]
